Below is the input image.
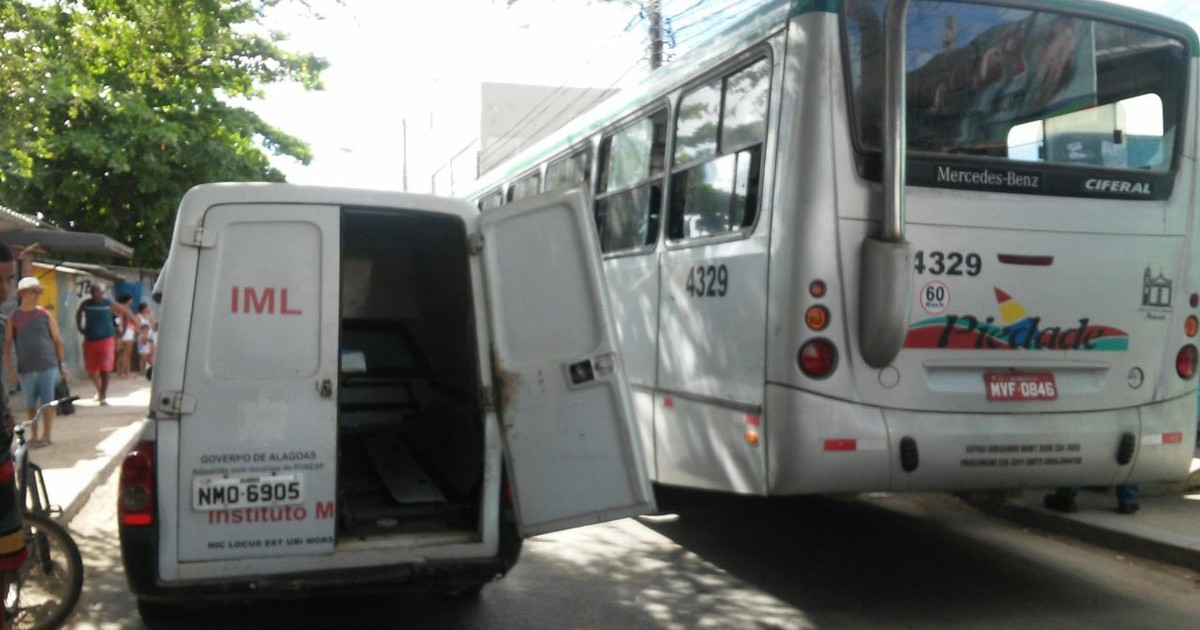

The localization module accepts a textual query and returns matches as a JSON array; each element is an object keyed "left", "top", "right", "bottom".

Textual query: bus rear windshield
[{"left": 843, "top": 1, "right": 1188, "bottom": 173}]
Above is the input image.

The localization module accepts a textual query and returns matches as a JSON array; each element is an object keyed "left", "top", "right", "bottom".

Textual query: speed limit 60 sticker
[{"left": 920, "top": 281, "right": 950, "bottom": 314}]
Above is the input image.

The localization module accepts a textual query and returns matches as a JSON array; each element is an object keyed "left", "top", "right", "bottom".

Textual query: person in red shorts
[
  {"left": 74, "top": 283, "right": 134, "bottom": 405},
  {"left": 0, "top": 243, "right": 27, "bottom": 629}
]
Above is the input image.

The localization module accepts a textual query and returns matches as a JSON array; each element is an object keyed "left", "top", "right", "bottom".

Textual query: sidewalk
[
  {"left": 983, "top": 450, "right": 1200, "bottom": 572},
  {"left": 10, "top": 375, "right": 149, "bottom": 525}
]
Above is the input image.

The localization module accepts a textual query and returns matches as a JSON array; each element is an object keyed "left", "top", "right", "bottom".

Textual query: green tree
[{"left": 0, "top": 0, "right": 328, "bottom": 267}]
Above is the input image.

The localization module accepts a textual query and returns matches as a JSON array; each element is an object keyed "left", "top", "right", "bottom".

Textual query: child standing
[{"left": 136, "top": 322, "right": 155, "bottom": 375}]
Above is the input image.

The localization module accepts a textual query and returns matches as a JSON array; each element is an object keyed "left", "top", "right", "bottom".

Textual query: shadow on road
[{"left": 634, "top": 486, "right": 1185, "bottom": 628}]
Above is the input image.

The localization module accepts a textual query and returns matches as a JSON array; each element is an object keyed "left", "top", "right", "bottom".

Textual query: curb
[
  {"left": 982, "top": 500, "right": 1200, "bottom": 573},
  {"left": 59, "top": 418, "right": 147, "bottom": 526}
]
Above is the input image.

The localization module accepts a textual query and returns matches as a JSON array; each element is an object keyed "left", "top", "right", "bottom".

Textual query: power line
[
  {"left": 478, "top": 49, "right": 649, "bottom": 168},
  {"left": 475, "top": 34, "right": 649, "bottom": 167},
  {"left": 479, "top": 0, "right": 755, "bottom": 172},
  {"left": 670, "top": 0, "right": 764, "bottom": 50},
  {"left": 470, "top": 16, "right": 648, "bottom": 169}
]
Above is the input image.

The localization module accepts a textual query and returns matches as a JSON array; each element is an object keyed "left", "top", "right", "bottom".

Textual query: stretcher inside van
[{"left": 119, "top": 184, "right": 652, "bottom": 620}]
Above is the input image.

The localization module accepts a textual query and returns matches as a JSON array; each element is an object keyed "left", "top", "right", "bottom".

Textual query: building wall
[{"left": 477, "top": 82, "right": 617, "bottom": 177}]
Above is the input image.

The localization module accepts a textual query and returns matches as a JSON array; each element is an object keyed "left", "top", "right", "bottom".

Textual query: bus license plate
[
  {"left": 984, "top": 372, "right": 1057, "bottom": 401},
  {"left": 192, "top": 473, "right": 304, "bottom": 511}
]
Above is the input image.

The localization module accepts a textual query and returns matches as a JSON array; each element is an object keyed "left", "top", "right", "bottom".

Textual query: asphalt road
[{"left": 62, "top": 478, "right": 1200, "bottom": 629}]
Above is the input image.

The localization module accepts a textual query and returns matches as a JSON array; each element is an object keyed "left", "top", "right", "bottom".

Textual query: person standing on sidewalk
[
  {"left": 74, "top": 283, "right": 133, "bottom": 405},
  {"left": 0, "top": 244, "right": 28, "bottom": 628},
  {"left": 3, "top": 277, "right": 68, "bottom": 448},
  {"left": 114, "top": 293, "right": 137, "bottom": 379}
]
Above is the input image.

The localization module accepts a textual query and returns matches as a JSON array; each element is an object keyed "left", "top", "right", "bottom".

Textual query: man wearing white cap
[{"left": 2, "top": 276, "right": 67, "bottom": 447}]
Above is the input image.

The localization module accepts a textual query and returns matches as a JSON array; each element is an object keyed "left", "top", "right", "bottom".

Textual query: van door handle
[{"left": 317, "top": 379, "right": 333, "bottom": 398}]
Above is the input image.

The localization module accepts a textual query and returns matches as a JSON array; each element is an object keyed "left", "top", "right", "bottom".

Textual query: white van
[{"left": 118, "top": 183, "right": 653, "bottom": 620}]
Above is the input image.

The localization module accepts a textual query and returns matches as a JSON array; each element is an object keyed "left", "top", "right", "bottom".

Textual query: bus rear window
[{"left": 843, "top": 0, "right": 1187, "bottom": 173}]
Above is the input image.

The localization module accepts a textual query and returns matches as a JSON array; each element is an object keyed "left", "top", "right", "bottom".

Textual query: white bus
[{"left": 468, "top": 0, "right": 1200, "bottom": 496}]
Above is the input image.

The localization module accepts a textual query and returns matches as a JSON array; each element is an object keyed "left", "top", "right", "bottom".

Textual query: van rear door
[
  {"left": 478, "top": 188, "right": 655, "bottom": 535},
  {"left": 176, "top": 202, "right": 339, "bottom": 562}
]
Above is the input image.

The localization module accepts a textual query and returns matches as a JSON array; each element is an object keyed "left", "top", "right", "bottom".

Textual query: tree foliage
[{"left": 0, "top": 0, "right": 327, "bottom": 267}]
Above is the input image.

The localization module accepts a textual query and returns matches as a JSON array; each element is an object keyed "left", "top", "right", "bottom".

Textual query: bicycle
[{"left": 3, "top": 396, "right": 83, "bottom": 630}]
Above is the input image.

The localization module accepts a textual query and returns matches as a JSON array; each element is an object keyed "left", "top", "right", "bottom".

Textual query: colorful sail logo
[{"left": 904, "top": 288, "right": 1129, "bottom": 351}]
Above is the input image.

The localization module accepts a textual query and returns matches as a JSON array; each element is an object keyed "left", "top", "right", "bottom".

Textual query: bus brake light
[
  {"left": 798, "top": 339, "right": 837, "bottom": 378},
  {"left": 1176, "top": 345, "right": 1198, "bottom": 379}
]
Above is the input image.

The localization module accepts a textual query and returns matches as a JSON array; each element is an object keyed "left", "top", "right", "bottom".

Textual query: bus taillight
[
  {"left": 798, "top": 339, "right": 837, "bottom": 378},
  {"left": 1176, "top": 345, "right": 1198, "bottom": 379},
  {"left": 119, "top": 441, "right": 156, "bottom": 527}
]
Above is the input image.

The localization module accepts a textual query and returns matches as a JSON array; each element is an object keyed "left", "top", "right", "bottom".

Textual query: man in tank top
[
  {"left": 3, "top": 276, "right": 67, "bottom": 447},
  {"left": 74, "top": 282, "right": 133, "bottom": 405}
]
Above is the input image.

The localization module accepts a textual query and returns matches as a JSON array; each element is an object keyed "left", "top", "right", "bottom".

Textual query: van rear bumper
[{"left": 119, "top": 524, "right": 517, "bottom": 603}]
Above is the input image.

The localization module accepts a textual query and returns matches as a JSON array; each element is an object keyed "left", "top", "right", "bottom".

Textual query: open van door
[{"left": 478, "top": 187, "right": 655, "bottom": 536}]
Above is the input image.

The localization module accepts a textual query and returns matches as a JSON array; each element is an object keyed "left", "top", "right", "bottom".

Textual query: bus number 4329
[{"left": 686, "top": 264, "right": 729, "bottom": 298}]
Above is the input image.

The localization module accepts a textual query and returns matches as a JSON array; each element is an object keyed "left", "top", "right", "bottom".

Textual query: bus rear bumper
[{"left": 765, "top": 385, "right": 1197, "bottom": 494}]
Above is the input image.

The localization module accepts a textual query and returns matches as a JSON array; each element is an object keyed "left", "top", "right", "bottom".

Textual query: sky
[
  {"left": 247, "top": 0, "right": 649, "bottom": 193},
  {"left": 247, "top": 0, "right": 1200, "bottom": 194}
]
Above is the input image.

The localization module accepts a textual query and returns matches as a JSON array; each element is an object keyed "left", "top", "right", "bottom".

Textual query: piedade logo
[{"left": 903, "top": 288, "right": 1129, "bottom": 352}]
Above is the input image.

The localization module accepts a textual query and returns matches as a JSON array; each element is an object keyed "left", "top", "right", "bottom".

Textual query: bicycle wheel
[{"left": 4, "top": 512, "right": 84, "bottom": 630}]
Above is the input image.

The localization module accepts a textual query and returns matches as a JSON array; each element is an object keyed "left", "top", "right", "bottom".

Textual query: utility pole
[{"left": 647, "top": 0, "right": 662, "bottom": 70}]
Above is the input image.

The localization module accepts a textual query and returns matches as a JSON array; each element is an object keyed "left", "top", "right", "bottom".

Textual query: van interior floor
[{"left": 336, "top": 428, "right": 476, "bottom": 539}]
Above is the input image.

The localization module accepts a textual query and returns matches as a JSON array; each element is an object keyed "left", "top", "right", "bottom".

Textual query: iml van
[{"left": 118, "top": 183, "right": 653, "bottom": 620}]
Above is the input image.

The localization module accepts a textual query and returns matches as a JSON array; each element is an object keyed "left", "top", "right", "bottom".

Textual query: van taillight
[
  {"left": 1177, "top": 345, "right": 1198, "bottom": 379},
  {"left": 798, "top": 339, "right": 837, "bottom": 378},
  {"left": 119, "top": 441, "right": 156, "bottom": 527}
]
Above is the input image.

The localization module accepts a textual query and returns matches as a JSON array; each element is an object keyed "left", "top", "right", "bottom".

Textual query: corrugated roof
[
  {"left": 0, "top": 204, "right": 44, "bottom": 232},
  {"left": 0, "top": 228, "right": 133, "bottom": 259}
]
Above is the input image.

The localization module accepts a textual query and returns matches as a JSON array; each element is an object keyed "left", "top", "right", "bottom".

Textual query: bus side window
[
  {"left": 669, "top": 58, "right": 769, "bottom": 241},
  {"left": 595, "top": 109, "right": 668, "bottom": 253},
  {"left": 507, "top": 172, "right": 542, "bottom": 203},
  {"left": 478, "top": 189, "right": 504, "bottom": 211},
  {"left": 545, "top": 146, "right": 592, "bottom": 193}
]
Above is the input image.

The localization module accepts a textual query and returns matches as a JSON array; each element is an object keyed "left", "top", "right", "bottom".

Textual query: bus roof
[{"left": 466, "top": 0, "right": 1198, "bottom": 198}]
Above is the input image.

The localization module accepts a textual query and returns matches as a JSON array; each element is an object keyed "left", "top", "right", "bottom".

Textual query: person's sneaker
[
  {"left": 1117, "top": 502, "right": 1140, "bottom": 515},
  {"left": 1043, "top": 492, "right": 1078, "bottom": 513},
  {"left": 99, "top": 399, "right": 109, "bottom": 406}
]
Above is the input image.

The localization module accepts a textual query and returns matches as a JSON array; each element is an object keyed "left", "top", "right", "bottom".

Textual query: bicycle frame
[{"left": 11, "top": 396, "right": 77, "bottom": 517}]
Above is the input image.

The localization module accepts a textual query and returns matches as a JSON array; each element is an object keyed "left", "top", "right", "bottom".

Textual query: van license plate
[
  {"left": 984, "top": 372, "right": 1057, "bottom": 401},
  {"left": 192, "top": 473, "right": 304, "bottom": 511}
]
